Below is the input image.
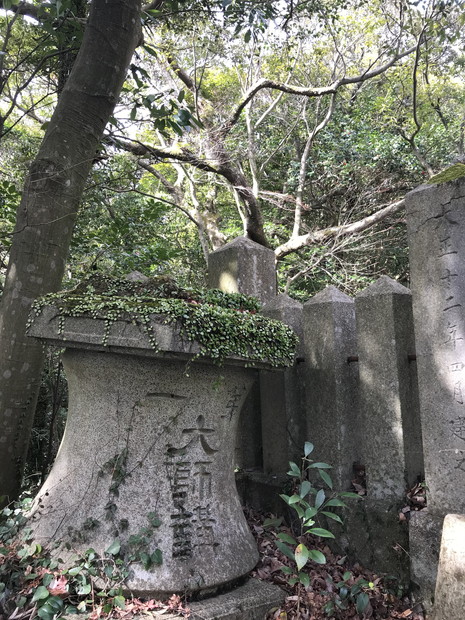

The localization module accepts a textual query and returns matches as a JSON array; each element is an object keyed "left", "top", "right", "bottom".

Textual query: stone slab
[
  {"left": 130, "top": 579, "right": 285, "bottom": 620},
  {"left": 405, "top": 180, "right": 465, "bottom": 514},
  {"left": 431, "top": 514, "right": 465, "bottom": 620},
  {"left": 27, "top": 305, "right": 270, "bottom": 369},
  {"left": 332, "top": 498, "right": 410, "bottom": 584}
]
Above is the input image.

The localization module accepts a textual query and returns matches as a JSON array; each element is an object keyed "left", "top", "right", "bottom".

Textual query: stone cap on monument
[{"left": 27, "top": 274, "right": 297, "bottom": 369}]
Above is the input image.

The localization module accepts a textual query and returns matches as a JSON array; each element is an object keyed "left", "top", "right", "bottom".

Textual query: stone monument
[
  {"left": 405, "top": 176, "right": 465, "bottom": 605},
  {"left": 26, "top": 277, "right": 296, "bottom": 601}
]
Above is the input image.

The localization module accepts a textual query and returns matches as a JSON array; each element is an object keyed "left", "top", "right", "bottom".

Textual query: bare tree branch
[
  {"left": 222, "top": 45, "right": 417, "bottom": 136},
  {"left": 274, "top": 199, "right": 406, "bottom": 259}
]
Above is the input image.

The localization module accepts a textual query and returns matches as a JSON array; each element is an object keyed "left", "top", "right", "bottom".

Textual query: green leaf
[
  {"left": 295, "top": 543, "right": 309, "bottom": 571},
  {"left": 288, "top": 462, "right": 301, "bottom": 477},
  {"left": 281, "top": 566, "right": 293, "bottom": 575},
  {"left": 343, "top": 571, "right": 352, "bottom": 581},
  {"left": 277, "top": 532, "right": 297, "bottom": 545},
  {"left": 31, "top": 586, "right": 49, "bottom": 603},
  {"left": 319, "top": 469, "right": 333, "bottom": 489},
  {"left": 315, "top": 488, "right": 325, "bottom": 509},
  {"left": 288, "top": 494, "right": 301, "bottom": 505},
  {"left": 304, "top": 506, "right": 318, "bottom": 520},
  {"left": 151, "top": 549, "right": 162, "bottom": 565},
  {"left": 339, "top": 491, "right": 362, "bottom": 499},
  {"left": 300, "top": 480, "right": 312, "bottom": 498},
  {"left": 356, "top": 592, "right": 370, "bottom": 615},
  {"left": 105, "top": 539, "right": 121, "bottom": 556},
  {"left": 275, "top": 540, "right": 295, "bottom": 562},
  {"left": 304, "top": 442, "right": 314, "bottom": 457},
  {"left": 308, "top": 527, "right": 335, "bottom": 539},
  {"left": 308, "top": 549, "right": 326, "bottom": 564},
  {"left": 299, "top": 571, "right": 310, "bottom": 588},
  {"left": 321, "top": 511, "right": 343, "bottom": 524},
  {"left": 42, "top": 573, "right": 53, "bottom": 586},
  {"left": 77, "top": 583, "right": 91, "bottom": 595},
  {"left": 114, "top": 595, "right": 126, "bottom": 609},
  {"left": 325, "top": 498, "right": 347, "bottom": 508},
  {"left": 308, "top": 462, "right": 332, "bottom": 469}
]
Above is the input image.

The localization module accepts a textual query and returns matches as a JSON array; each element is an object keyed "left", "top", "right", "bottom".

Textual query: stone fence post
[
  {"left": 302, "top": 286, "right": 358, "bottom": 491},
  {"left": 405, "top": 178, "right": 465, "bottom": 607},
  {"left": 208, "top": 237, "right": 277, "bottom": 473},
  {"left": 260, "top": 294, "right": 304, "bottom": 474},
  {"left": 353, "top": 276, "right": 423, "bottom": 577}
]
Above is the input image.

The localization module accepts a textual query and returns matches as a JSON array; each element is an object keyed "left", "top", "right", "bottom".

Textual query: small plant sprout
[{"left": 271, "top": 442, "right": 360, "bottom": 612}]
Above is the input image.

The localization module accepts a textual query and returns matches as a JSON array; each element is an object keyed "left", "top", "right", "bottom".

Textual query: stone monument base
[{"left": 131, "top": 579, "right": 285, "bottom": 620}]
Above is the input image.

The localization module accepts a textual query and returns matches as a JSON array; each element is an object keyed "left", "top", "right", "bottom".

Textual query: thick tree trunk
[{"left": 0, "top": 0, "right": 141, "bottom": 503}]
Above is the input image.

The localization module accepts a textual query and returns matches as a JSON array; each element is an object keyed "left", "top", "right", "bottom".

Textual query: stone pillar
[
  {"left": 208, "top": 237, "right": 277, "bottom": 471},
  {"left": 208, "top": 237, "right": 277, "bottom": 303},
  {"left": 260, "top": 294, "right": 304, "bottom": 474},
  {"left": 303, "top": 286, "right": 358, "bottom": 491},
  {"left": 356, "top": 276, "right": 423, "bottom": 499},
  {"left": 351, "top": 276, "right": 423, "bottom": 578},
  {"left": 405, "top": 179, "right": 465, "bottom": 605}
]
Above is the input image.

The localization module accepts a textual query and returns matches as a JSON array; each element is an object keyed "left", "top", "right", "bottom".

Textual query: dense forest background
[{"left": 1, "top": 0, "right": 465, "bottom": 492}]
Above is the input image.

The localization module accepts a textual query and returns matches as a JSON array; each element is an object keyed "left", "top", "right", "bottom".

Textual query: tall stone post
[
  {"left": 302, "top": 286, "right": 358, "bottom": 491},
  {"left": 208, "top": 237, "right": 277, "bottom": 472},
  {"left": 405, "top": 178, "right": 465, "bottom": 606},
  {"left": 354, "top": 276, "right": 423, "bottom": 577},
  {"left": 260, "top": 295, "right": 304, "bottom": 474}
]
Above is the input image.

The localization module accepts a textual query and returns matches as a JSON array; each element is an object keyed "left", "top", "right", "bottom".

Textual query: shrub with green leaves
[{"left": 269, "top": 442, "right": 359, "bottom": 598}]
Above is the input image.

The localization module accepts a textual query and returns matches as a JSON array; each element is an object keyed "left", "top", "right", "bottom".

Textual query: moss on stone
[
  {"left": 29, "top": 274, "right": 298, "bottom": 367},
  {"left": 427, "top": 163, "right": 465, "bottom": 185}
]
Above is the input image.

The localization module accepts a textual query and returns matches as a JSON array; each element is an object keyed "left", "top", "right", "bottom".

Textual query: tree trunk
[{"left": 0, "top": 0, "right": 141, "bottom": 504}]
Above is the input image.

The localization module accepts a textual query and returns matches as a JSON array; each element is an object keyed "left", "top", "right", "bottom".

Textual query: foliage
[
  {"left": 0, "top": 499, "right": 188, "bottom": 619},
  {"left": 322, "top": 571, "right": 374, "bottom": 617},
  {"left": 28, "top": 274, "right": 298, "bottom": 367},
  {"left": 265, "top": 442, "right": 360, "bottom": 614}
]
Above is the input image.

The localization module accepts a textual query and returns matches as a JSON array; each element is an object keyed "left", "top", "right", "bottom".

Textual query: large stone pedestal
[{"left": 27, "top": 308, "right": 266, "bottom": 597}]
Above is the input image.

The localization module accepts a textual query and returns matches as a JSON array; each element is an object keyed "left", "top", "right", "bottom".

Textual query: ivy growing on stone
[{"left": 28, "top": 274, "right": 298, "bottom": 367}]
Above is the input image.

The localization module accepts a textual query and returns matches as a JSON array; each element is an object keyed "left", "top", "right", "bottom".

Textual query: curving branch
[
  {"left": 222, "top": 44, "right": 417, "bottom": 136},
  {"left": 274, "top": 199, "right": 406, "bottom": 259}
]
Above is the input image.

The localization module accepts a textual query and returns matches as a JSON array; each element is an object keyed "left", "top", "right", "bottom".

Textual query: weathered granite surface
[
  {"left": 405, "top": 180, "right": 465, "bottom": 603},
  {"left": 431, "top": 514, "right": 465, "bottom": 620},
  {"left": 356, "top": 276, "right": 423, "bottom": 500},
  {"left": 27, "top": 312, "right": 270, "bottom": 597},
  {"left": 303, "top": 286, "right": 358, "bottom": 491},
  {"left": 208, "top": 237, "right": 276, "bottom": 304},
  {"left": 260, "top": 294, "right": 304, "bottom": 472}
]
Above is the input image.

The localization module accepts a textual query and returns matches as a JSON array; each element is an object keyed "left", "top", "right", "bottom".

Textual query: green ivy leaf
[
  {"left": 105, "top": 540, "right": 121, "bottom": 556},
  {"left": 356, "top": 592, "right": 370, "bottom": 615},
  {"left": 31, "top": 586, "right": 49, "bottom": 603}
]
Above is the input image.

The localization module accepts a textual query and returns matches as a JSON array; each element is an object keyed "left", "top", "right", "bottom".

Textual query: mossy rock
[{"left": 427, "top": 163, "right": 465, "bottom": 185}]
